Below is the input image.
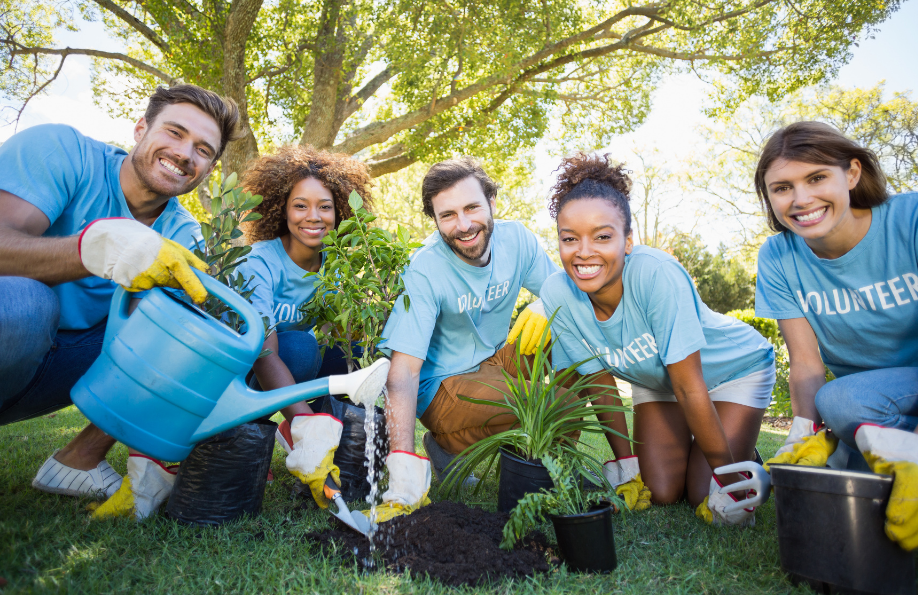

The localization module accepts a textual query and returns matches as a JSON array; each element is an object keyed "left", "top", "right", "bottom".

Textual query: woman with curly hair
[
  {"left": 538, "top": 153, "right": 775, "bottom": 526},
  {"left": 236, "top": 145, "right": 372, "bottom": 506}
]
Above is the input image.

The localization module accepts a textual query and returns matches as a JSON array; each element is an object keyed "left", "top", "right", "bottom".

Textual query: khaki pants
[{"left": 420, "top": 344, "right": 573, "bottom": 455}]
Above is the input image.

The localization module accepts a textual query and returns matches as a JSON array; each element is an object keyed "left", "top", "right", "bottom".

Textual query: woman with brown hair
[
  {"left": 237, "top": 144, "right": 372, "bottom": 507},
  {"left": 538, "top": 152, "right": 775, "bottom": 526},
  {"left": 751, "top": 122, "right": 918, "bottom": 551}
]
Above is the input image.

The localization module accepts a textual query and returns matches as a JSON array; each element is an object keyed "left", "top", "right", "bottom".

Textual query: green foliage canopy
[
  {"left": 0, "top": 0, "right": 899, "bottom": 182},
  {"left": 669, "top": 234, "right": 755, "bottom": 314}
]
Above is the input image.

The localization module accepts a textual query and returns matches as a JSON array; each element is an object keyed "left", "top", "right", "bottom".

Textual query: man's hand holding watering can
[{"left": 80, "top": 218, "right": 209, "bottom": 303}]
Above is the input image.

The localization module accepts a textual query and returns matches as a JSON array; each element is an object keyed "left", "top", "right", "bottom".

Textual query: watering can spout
[{"left": 190, "top": 358, "right": 391, "bottom": 442}]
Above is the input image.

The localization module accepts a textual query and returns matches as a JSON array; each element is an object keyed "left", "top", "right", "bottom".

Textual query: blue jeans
[
  {"left": 0, "top": 277, "right": 106, "bottom": 425},
  {"left": 248, "top": 330, "right": 355, "bottom": 411},
  {"left": 816, "top": 367, "right": 918, "bottom": 449}
]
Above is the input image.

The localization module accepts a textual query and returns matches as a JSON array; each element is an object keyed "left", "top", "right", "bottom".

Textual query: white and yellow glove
[
  {"left": 362, "top": 451, "right": 431, "bottom": 524},
  {"left": 695, "top": 473, "right": 757, "bottom": 527},
  {"left": 603, "top": 456, "right": 651, "bottom": 511},
  {"left": 764, "top": 416, "right": 838, "bottom": 471},
  {"left": 92, "top": 454, "right": 178, "bottom": 521},
  {"left": 855, "top": 424, "right": 918, "bottom": 551},
  {"left": 507, "top": 299, "right": 549, "bottom": 356},
  {"left": 285, "top": 413, "right": 343, "bottom": 509},
  {"left": 79, "top": 217, "right": 209, "bottom": 304}
]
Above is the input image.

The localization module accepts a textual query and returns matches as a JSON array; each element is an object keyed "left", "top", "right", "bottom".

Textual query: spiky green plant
[
  {"left": 440, "top": 310, "right": 632, "bottom": 496},
  {"left": 500, "top": 454, "right": 622, "bottom": 549}
]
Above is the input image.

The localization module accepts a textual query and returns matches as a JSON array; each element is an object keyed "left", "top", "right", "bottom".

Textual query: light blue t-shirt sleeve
[
  {"left": 379, "top": 268, "right": 440, "bottom": 360},
  {"left": 642, "top": 260, "right": 707, "bottom": 366},
  {"left": 755, "top": 237, "right": 805, "bottom": 320},
  {"left": 518, "top": 225, "right": 560, "bottom": 296},
  {"left": 0, "top": 124, "right": 84, "bottom": 223},
  {"left": 541, "top": 275, "right": 604, "bottom": 376}
]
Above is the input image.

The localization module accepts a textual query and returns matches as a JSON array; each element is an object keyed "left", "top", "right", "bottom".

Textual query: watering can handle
[
  {"left": 190, "top": 269, "right": 265, "bottom": 355},
  {"left": 103, "top": 269, "right": 264, "bottom": 355}
]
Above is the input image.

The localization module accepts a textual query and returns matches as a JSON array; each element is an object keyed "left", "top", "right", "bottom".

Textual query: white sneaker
[{"left": 32, "top": 450, "right": 123, "bottom": 498}]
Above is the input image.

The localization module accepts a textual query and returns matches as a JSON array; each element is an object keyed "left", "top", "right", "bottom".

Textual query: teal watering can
[{"left": 71, "top": 270, "right": 389, "bottom": 462}]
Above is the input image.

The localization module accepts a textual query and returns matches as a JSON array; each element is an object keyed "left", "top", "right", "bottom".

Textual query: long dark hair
[{"left": 754, "top": 121, "right": 888, "bottom": 233}]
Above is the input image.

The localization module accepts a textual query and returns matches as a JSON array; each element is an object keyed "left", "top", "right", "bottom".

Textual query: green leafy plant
[
  {"left": 300, "top": 191, "right": 422, "bottom": 372},
  {"left": 191, "top": 172, "right": 270, "bottom": 348},
  {"left": 500, "top": 454, "right": 622, "bottom": 549},
  {"left": 725, "top": 309, "right": 783, "bottom": 347},
  {"left": 441, "top": 312, "right": 632, "bottom": 495}
]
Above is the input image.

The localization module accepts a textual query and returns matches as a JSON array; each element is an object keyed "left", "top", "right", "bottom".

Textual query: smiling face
[
  {"left": 285, "top": 177, "right": 336, "bottom": 250},
  {"left": 764, "top": 158, "right": 865, "bottom": 247},
  {"left": 557, "top": 198, "right": 633, "bottom": 317},
  {"left": 129, "top": 102, "right": 222, "bottom": 198},
  {"left": 431, "top": 175, "right": 496, "bottom": 267}
]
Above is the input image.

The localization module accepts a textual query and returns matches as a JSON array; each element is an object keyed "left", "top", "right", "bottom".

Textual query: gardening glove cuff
[
  {"left": 855, "top": 424, "right": 918, "bottom": 551},
  {"left": 79, "top": 218, "right": 209, "bottom": 303},
  {"left": 92, "top": 454, "right": 178, "bottom": 521},
  {"left": 603, "top": 456, "right": 640, "bottom": 488},
  {"left": 361, "top": 451, "right": 431, "bottom": 523},
  {"left": 764, "top": 416, "right": 837, "bottom": 471},
  {"left": 616, "top": 473, "right": 652, "bottom": 511},
  {"left": 285, "top": 414, "right": 343, "bottom": 509},
  {"left": 507, "top": 299, "right": 549, "bottom": 355},
  {"left": 695, "top": 474, "right": 756, "bottom": 527}
]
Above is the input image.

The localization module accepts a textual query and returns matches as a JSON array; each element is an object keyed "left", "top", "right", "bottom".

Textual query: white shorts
[{"left": 630, "top": 366, "right": 776, "bottom": 410}]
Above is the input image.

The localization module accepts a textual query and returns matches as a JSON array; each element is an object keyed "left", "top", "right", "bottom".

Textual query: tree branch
[
  {"left": 7, "top": 45, "right": 178, "bottom": 83},
  {"left": 91, "top": 0, "right": 170, "bottom": 53}
]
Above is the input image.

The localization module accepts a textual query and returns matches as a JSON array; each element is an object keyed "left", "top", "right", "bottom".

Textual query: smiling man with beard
[
  {"left": 0, "top": 84, "right": 240, "bottom": 514},
  {"left": 368, "top": 157, "right": 560, "bottom": 522}
]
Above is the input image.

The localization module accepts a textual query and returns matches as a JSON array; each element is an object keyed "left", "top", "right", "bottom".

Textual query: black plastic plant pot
[
  {"left": 497, "top": 448, "right": 553, "bottom": 512},
  {"left": 166, "top": 419, "right": 276, "bottom": 526},
  {"left": 550, "top": 505, "right": 618, "bottom": 573},
  {"left": 771, "top": 463, "right": 916, "bottom": 595}
]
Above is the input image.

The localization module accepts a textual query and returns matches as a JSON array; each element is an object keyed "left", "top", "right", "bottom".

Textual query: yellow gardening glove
[
  {"left": 764, "top": 416, "right": 837, "bottom": 471},
  {"left": 616, "top": 474, "right": 652, "bottom": 511},
  {"left": 695, "top": 475, "right": 756, "bottom": 527},
  {"left": 507, "top": 299, "right": 549, "bottom": 355},
  {"left": 80, "top": 218, "right": 209, "bottom": 304},
  {"left": 360, "top": 452, "right": 431, "bottom": 523},
  {"left": 92, "top": 455, "right": 178, "bottom": 521},
  {"left": 285, "top": 414, "right": 343, "bottom": 509},
  {"left": 855, "top": 425, "right": 918, "bottom": 551}
]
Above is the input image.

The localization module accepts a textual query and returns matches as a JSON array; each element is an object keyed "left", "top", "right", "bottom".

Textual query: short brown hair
[
  {"left": 144, "top": 84, "right": 242, "bottom": 161},
  {"left": 242, "top": 145, "right": 373, "bottom": 243},
  {"left": 755, "top": 121, "right": 888, "bottom": 233},
  {"left": 421, "top": 156, "right": 499, "bottom": 219}
]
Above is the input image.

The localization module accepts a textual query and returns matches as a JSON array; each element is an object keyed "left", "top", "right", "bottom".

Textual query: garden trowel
[{"left": 324, "top": 477, "right": 375, "bottom": 537}]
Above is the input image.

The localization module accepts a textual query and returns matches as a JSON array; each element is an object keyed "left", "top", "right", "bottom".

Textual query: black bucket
[
  {"left": 771, "top": 463, "right": 916, "bottom": 595},
  {"left": 497, "top": 448, "right": 553, "bottom": 512},
  {"left": 166, "top": 419, "right": 276, "bottom": 526},
  {"left": 550, "top": 505, "right": 618, "bottom": 573}
]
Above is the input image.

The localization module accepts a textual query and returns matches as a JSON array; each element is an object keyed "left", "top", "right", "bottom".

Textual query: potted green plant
[
  {"left": 300, "top": 191, "right": 421, "bottom": 373},
  {"left": 441, "top": 314, "right": 631, "bottom": 511},
  {"left": 501, "top": 454, "right": 621, "bottom": 573}
]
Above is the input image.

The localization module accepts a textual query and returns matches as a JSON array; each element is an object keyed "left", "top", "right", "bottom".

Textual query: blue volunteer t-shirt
[
  {"left": 0, "top": 124, "right": 202, "bottom": 330},
  {"left": 235, "top": 237, "right": 325, "bottom": 333},
  {"left": 379, "top": 220, "right": 560, "bottom": 416},
  {"left": 756, "top": 193, "right": 918, "bottom": 378},
  {"left": 542, "top": 246, "right": 774, "bottom": 392}
]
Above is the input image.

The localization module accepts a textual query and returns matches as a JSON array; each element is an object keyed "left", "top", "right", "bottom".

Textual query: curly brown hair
[
  {"left": 548, "top": 152, "right": 632, "bottom": 235},
  {"left": 242, "top": 145, "right": 373, "bottom": 243}
]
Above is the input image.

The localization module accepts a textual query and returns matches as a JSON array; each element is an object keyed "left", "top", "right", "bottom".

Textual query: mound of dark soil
[{"left": 305, "top": 501, "right": 555, "bottom": 586}]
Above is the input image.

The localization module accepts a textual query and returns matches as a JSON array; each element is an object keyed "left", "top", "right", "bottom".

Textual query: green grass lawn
[{"left": 1, "top": 404, "right": 812, "bottom": 594}]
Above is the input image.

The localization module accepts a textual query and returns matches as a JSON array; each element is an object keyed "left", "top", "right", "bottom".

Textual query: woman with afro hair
[
  {"left": 236, "top": 145, "right": 372, "bottom": 506},
  {"left": 537, "top": 153, "right": 775, "bottom": 526}
]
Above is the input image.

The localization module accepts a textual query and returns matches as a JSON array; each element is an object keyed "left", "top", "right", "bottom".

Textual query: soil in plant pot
[{"left": 304, "top": 501, "right": 556, "bottom": 586}]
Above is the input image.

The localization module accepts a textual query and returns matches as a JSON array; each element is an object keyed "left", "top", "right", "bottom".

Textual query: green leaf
[
  {"left": 224, "top": 171, "right": 238, "bottom": 190},
  {"left": 241, "top": 212, "right": 263, "bottom": 222},
  {"left": 348, "top": 190, "right": 363, "bottom": 211}
]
